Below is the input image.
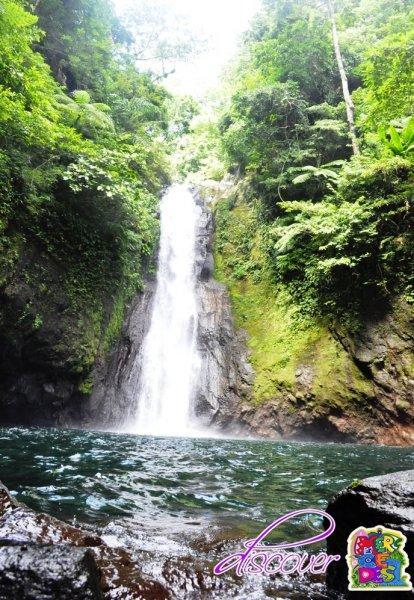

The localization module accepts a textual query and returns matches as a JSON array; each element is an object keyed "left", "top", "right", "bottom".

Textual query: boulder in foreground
[{"left": 0, "top": 481, "right": 169, "bottom": 599}]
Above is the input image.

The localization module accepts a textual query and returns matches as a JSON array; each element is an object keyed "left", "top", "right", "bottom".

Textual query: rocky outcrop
[
  {"left": 326, "top": 470, "right": 414, "bottom": 597},
  {"left": 0, "top": 546, "right": 103, "bottom": 600},
  {"left": 192, "top": 193, "right": 254, "bottom": 427},
  {"left": 0, "top": 481, "right": 168, "bottom": 599},
  {"left": 332, "top": 304, "right": 414, "bottom": 445},
  {"left": 79, "top": 285, "right": 155, "bottom": 428},
  {"left": 195, "top": 281, "right": 253, "bottom": 426},
  {"left": 214, "top": 302, "right": 414, "bottom": 445}
]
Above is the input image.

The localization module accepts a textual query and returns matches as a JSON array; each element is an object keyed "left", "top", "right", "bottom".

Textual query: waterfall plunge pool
[{"left": 0, "top": 427, "right": 413, "bottom": 598}]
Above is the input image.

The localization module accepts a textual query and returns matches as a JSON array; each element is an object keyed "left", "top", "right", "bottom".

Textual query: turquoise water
[{"left": 0, "top": 428, "right": 412, "bottom": 598}]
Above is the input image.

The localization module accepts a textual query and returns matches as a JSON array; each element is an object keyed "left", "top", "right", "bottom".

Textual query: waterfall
[{"left": 133, "top": 185, "right": 201, "bottom": 436}]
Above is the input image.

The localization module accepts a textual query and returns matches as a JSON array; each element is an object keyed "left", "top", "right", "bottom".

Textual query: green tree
[
  {"left": 203, "top": 0, "right": 414, "bottom": 319},
  {"left": 0, "top": 0, "right": 170, "bottom": 383}
]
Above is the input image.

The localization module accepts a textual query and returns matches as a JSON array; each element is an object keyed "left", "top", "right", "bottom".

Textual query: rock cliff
[
  {"left": 80, "top": 286, "right": 155, "bottom": 428},
  {"left": 211, "top": 300, "right": 414, "bottom": 445},
  {"left": 0, "top": 186, "right": 412, "bottom": 444},
  {"left": 192, "top": 193, "right": 254, "bottom": 428},
  {"left": 210, "top": 181, "right": 414, "bottom": 446}
]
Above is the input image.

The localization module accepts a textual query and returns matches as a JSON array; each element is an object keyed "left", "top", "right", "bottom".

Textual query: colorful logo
[{"left": 347, "top": 525, "right": 412, "bottom": 591}]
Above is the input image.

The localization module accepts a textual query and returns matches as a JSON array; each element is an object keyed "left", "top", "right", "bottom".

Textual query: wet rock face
[
  {"left": 195, "top": 280, "right": 254, "bottom": 426},
  {"left": 192, "top": 192, "right": 254, "bottom": 428},
  {"left": 332, "top": 307, "right": 414, "bottom": 445},
  {"left": 0, "top": 481, "right": 169, "bottom": 599},
  {"left": 212, "top": 301, "right": 414, "bottom": 445},
  {"left": 0, "top": 546, "right": 103, "bottom": 600},
  {"left": 326, "top": 470, "right": 414, "bottom": 598},
  {"left": 0, "top": 237, "right": 157, "bottom": 431},
  {"left": 80, "top": 286, "right": 155, "bottom": 428}
]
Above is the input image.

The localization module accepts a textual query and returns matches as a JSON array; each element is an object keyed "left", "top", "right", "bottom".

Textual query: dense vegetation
[
  {"left": 185, "top": 0, "right": 414, "bottom": 324},
  {"left": 0, "top": 0, "right": 412, "bottom": 417},
  {"left": 0, "top": 0, "right": 170, "bottom": 388},
  {"left": 172, "top": 0, "right": 414, "bottom": 411}
]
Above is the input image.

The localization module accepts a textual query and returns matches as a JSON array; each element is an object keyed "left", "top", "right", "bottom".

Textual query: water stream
[
  {"left": 133, "top": 185, "right": 201, "bottom": 436},
  {"left": 0, "top": 428, "right": 413, "bottom": 598}
]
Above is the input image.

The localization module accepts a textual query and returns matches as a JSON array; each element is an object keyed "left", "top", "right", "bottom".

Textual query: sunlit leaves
[
  {"left": 356, "top": 10, "right": 414, "bottom": 131},
  {"left": 55, "top": 92, "right": 115, "bottom": 139},
  {"left": 0, "top": 0, "right": 168, "bottom": 307},
  {"left": 382, "top": 118, "right": 414, "bottom": 157},
  {"left": 264, "top": 154, "right": 414, "bottom": 314}
]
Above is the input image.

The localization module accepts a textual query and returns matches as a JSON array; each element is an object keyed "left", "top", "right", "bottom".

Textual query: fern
[{"left": 292, "top": 160, "right": 345, "bottom": 185}]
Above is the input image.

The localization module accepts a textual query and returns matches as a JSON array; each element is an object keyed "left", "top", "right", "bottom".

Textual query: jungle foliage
[
  {"left": 197, "top": 0, "right": 414, "bottom": 320},
  {"left": 0, "top": 0, "right": 172, "bottom": 377}
]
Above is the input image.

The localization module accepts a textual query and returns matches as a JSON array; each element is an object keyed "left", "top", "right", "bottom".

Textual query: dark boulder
[
  {"left": 0, "top": 481, "right": 169, "bottom": 599},
  {"left": 326, "top": 470, "right": 414, "bottom": 598},
  {"left": 0, "top": 545, "right": 103, "bottom": 600}
]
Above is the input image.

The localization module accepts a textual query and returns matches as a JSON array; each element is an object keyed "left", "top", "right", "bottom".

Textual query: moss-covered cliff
[
  {"left": 0, "top": 0, "right": 167, "bottom": 424},
  {"left": 212, "top": 184, "right": 414, "bottom": 445}
]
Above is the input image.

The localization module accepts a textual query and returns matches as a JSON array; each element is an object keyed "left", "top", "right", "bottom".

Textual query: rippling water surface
[{"left": 0, "top": 428, "right": 413, "bottom": 598}]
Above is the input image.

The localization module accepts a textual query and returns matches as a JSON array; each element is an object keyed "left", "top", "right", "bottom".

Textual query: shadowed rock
[
  {"left": 0, "top": 546, "right": 103, "bottom": 600},
  {"left": 0, "top": 481, "right": 169, "bottom": 599},
  {"left": 81, "top": 284, "right": 156, "bottom": 427}
]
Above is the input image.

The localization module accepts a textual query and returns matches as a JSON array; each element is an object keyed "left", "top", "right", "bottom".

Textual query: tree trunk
[{"left": 327, "top": 0, "right": 360, "bottom": 155}]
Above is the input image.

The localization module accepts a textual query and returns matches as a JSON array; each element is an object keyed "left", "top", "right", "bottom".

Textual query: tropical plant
[
  {"left": 0, "top": 0, "right": 170, "bottom": 375},
  {"left": 382, "top": 118, "right": 414, "bottom": 157},
  {"left": 55, "top": 91, "right": 115, "bottom": 139},
  {"left": 292, "top": 160, "right": 345, "bottom": 186},
  {"left": 204, "top": 0, "right": 414, "bottom": 318},
  {"left": 267, "top": 158, "right": 414, "bottom": 315}
]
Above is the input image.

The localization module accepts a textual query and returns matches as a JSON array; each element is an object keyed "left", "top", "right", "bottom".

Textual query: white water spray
[{"left": 133, "top": 185, "right": 201, "bottom": 436}]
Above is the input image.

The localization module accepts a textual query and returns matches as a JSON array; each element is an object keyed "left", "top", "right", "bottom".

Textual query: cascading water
[{"left": 133, "top": 185, "right": 201, "bottom": 436}]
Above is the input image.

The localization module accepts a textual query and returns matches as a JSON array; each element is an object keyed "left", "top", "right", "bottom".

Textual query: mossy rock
[{"left": 213, "top": 194, "right": 375, "bottom": 415}]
